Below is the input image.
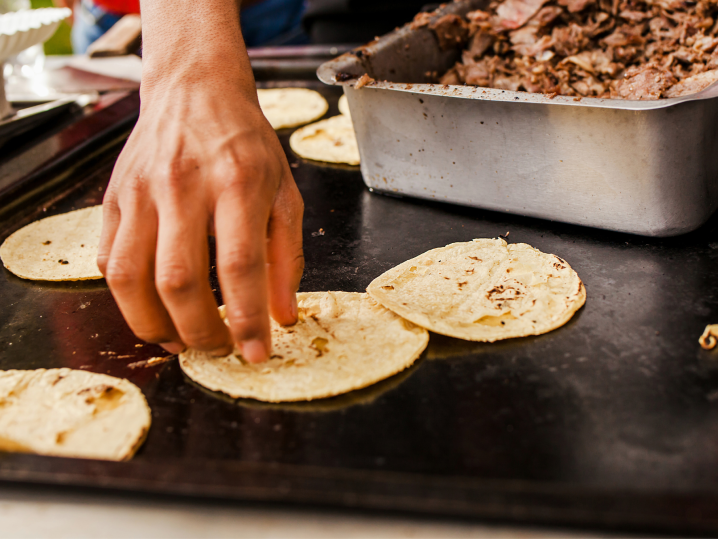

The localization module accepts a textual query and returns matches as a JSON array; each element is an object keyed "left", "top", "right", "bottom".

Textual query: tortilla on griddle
[
  {"left": 338, "top": 94, "right": 351, "bottom": 118},
  {"left": 257, "top": 88, "right": 328, "bottom": 130},
  {"left": 367, "top": 238, "right": 586, "bottom": 342},
  {"left": 0, "top": 205, "right": 103, "bottom": 281},
  {"left": 289, "top": 114, "right": 360, "bottom": 165},
  {"left": 0, "top": 368, "right": 150, "bottom": 461},
  {"left": 180, "top": 292, "right": 428, "bottom": 402}
]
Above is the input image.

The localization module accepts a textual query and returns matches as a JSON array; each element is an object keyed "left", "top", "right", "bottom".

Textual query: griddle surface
[{"left": 1, "top": 86, "right": 718, "bottom": 534}]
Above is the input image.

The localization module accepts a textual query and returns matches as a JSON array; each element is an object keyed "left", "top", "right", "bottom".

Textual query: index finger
[{"left": 214, "top": 186, "right": 271, "bottom": 363}]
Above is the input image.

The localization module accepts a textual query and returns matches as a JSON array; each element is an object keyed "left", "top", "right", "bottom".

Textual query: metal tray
[{"left": 318, "top": 0, "right": 718, "bottom": 237}]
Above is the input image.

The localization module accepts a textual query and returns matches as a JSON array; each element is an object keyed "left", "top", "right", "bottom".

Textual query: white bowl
[{"left": 0, "top": 8, "right": 71, "bottom": 64}]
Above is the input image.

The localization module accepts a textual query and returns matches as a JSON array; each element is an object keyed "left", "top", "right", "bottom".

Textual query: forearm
[{"left": 139, "top": 0, "right": 255, "bottom": 99}]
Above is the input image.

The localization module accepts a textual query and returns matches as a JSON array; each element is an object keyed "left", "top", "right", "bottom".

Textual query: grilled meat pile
[{"left": 420, "top": 0, "right": 718, "bottom": 99}]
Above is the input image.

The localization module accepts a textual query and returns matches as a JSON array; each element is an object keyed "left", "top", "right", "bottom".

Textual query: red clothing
[{"left": 92, "top": 0, "right": 140, "bottom": 15}]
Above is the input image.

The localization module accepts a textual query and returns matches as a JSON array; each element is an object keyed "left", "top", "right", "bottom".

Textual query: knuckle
[
  {"left": 115, "top": 172, "right": 150, "bottom": 204},
  {"left": 225, "top": 307, "right": 267, "bottom": 338},
  {"left": 293, "top": 251, "right": 305, "bottom": 273},
  {"left": 222, "top": 153, "right": 254, "bottom": 176},
  {"left": 289, "top": 192, "right": 304, "bottom": 221},
  {"left": 134, "top": 328, "right": 174, "bottom": 344},
  {"left": 96, "top": 254, "right": 109, "bottom": 275},
  {"left": 181, "top": 328, "right": 227, "bottom": 351},
  {"left": 156, "top": 264, "right": 197, "bottom": 296},
  {"left": 222, "top": 249, "right": 263, "bottom": 279},
  {"left": 102, "top": 188, "right": 120, "bottom": 208},
  {"left": 295, "top": 194, "right": 305, "bottom": 215},
  {"left": 105, "top": 259, "right": 138, "bottom": 291}
]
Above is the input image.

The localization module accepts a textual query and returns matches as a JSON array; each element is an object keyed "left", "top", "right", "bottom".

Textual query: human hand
[{"left": 97, "top": 79, "right": 304, "bottom": 363}]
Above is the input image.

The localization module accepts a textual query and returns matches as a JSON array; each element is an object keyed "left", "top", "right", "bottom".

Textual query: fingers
[
  {"left": 155, "top": 204, "right": 233, "bottom": 356},
  {"left": 97, "top": 194, "right": 120, "bottom": 277},
  {"left": 214, "top": 186, "right": 271, "bottom": 363},
  {"left": 267, "top": 177, "right": 304, "bottom": 326},
  {"left": 103, "top": 197, "right": 184, "bottom": 353}
]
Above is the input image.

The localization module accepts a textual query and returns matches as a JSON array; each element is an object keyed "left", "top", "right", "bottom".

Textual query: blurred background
[{"left": 19, "top": 0, "right": 72, "bottom": 55}]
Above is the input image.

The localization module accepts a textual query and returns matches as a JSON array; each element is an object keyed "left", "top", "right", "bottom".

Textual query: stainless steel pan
[{"left": 317, "top": 0, "right": 718, "bottom": 236}]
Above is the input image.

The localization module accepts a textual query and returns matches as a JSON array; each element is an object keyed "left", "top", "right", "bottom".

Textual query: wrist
[
  {"left": 140, "top": 52, "right": 256, "bottom": 104},
  {"left": 138, "top": 0, "right": 253, "bottom": 101}
]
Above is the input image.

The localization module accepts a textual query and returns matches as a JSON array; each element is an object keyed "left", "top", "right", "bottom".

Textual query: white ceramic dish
[
  {"left": 0, "top": 8, "right": 70, "bottom": 121},
  {"left": 0, "top": 8, "right": 71, "bottom": 63}
]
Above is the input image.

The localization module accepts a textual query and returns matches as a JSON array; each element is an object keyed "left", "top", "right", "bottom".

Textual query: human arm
[{"left": 97, "top": 0, "right": 304, "bottom": 363}]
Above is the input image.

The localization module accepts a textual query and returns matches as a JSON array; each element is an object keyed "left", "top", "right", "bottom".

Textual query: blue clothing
[
  {"left": 72, "top": 0, "right": 124, "bottom": 54},
  {"left": 72, "top": 0, "right": 308, "bottom": 54},
  {"left": 241, "top": 0, "right": 309, "bottom": 46}
]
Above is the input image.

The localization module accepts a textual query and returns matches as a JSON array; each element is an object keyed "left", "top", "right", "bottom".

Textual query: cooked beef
[
  {"left": 495, "top": 0, "right": 551, "bottom": 29},
  {"left": 558, "top": 0, "right": 595, "bottom": 14},
  {"left": 664, "top": 67, "right": 718, "bottom": 95},
  {"left": 614, "top": 64, "right": 677, "bottom": 98},
  {"left": 438, "top": 0, "right": 718, "bottom": 99},
  {"left": 430, "top": 14, "right": 471, "bottom": 50}
]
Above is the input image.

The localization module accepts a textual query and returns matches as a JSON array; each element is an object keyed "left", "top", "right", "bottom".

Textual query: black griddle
[{"left": 1, "top": 85, "right": 718, "bottom": 536}]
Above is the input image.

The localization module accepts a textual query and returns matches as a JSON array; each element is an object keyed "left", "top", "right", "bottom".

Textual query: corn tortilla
[
  {"left": 367, "top": 238, "right": 586, "bottom": 342},
  {"left": 180, "top": 292, "right": 429, "bottom": 402},
  {"left": 338, "top": 94, "right": 351, "bottom": 118},
  {"left": 0, "top": 368, "right": 151, "bottom": 461},
  {"left": 289, "top": 114, "right": 360, "bottom": 165},
  {"left": 257, "top": 88, "right": 328, "bottom": 130},
  {"left": 0, "top": 205, "right": 103, "bottom": 281}
]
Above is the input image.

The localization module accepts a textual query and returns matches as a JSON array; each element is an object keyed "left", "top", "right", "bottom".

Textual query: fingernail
[
  {"left": 160, "top": 342, "right": 185, "bottom": 354},
  {"left": 241, "top": 339, "right": 268, "bottom": 363},
  {"left": 290, "top": 294, "right": 298, "bottom": 320},
  {"left": 209, "top": 345, "right": 233, "bottom": 357}
]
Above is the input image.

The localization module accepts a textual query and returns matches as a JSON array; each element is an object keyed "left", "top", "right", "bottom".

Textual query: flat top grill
[{"left": 0, "top": 82, "right": 718, "bottom": 535}]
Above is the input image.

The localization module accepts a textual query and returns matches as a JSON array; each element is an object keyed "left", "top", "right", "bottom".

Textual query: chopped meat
[
  {"left": 564, "top": 49, "right": 620, "bottom": 74},
  {"left": 619, "top": 9, "right": 651, "bottom": 22},
  {"left": 493, "top": 74, "right": 524, "bottom": 89},
  {"left": 495, "top": 0, "right": 550, "bottom": 29},
  {"left": 510, "top": 25, "right": 540, "bottom": 55},
  {"left": 439, "top": 0, "right": 718, "bottom": 98},
  {"left": 526, "top": 34, "right": 555, "bottom": 56},
  {"left": 558, "top": 0, "right": 594, "bottom": 13},
  {"left": 354, "top": 73, "right": 375, "bottom": 89},
  {"left": 693, "top": 35, "right": 718, "bottom": 52},
  {"left": 410, "top": 11, "right": 433, "bottom": 29},
  {"left": 615, "top": 65, "right": 677, "bottom": 99},
  {"left": 439, "top": 65, "right": 463, "bottom": 85},
  {"left": 552, "top": 23, "right": 588, "bottom": 56},
  {"left": 467, "top": 9, "right": 492, "bottom": 24},
  {"left": 581, "top": 11, "right": 612, "bottom": 37},
  {"left": 664, "top": 68, "right": 718, "bottom": 96},
  {"left": 602, "top": 24, "right": 645, "bottom": 47},
  {"left": 467, "top": 32, "right": 495, "bottom": 59},
  {"left": 533, "top": 6, "right": 564, "bottom": 25},
  {"left": 430, "top": 14, "right": 470, "bottom": 50}
]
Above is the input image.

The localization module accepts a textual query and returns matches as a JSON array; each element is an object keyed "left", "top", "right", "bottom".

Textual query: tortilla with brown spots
[
  {"left": 0, "top": 368, "right": 150, "bottom": 461},
  {"left": 180, "top": 292, "right": 428, "bottom": 402},
  {"left": 367, "top": 238, "right": 586, "bottom": 342},
  {"left": 0, "top": 205, "right": 102, "bottom": 281}
]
